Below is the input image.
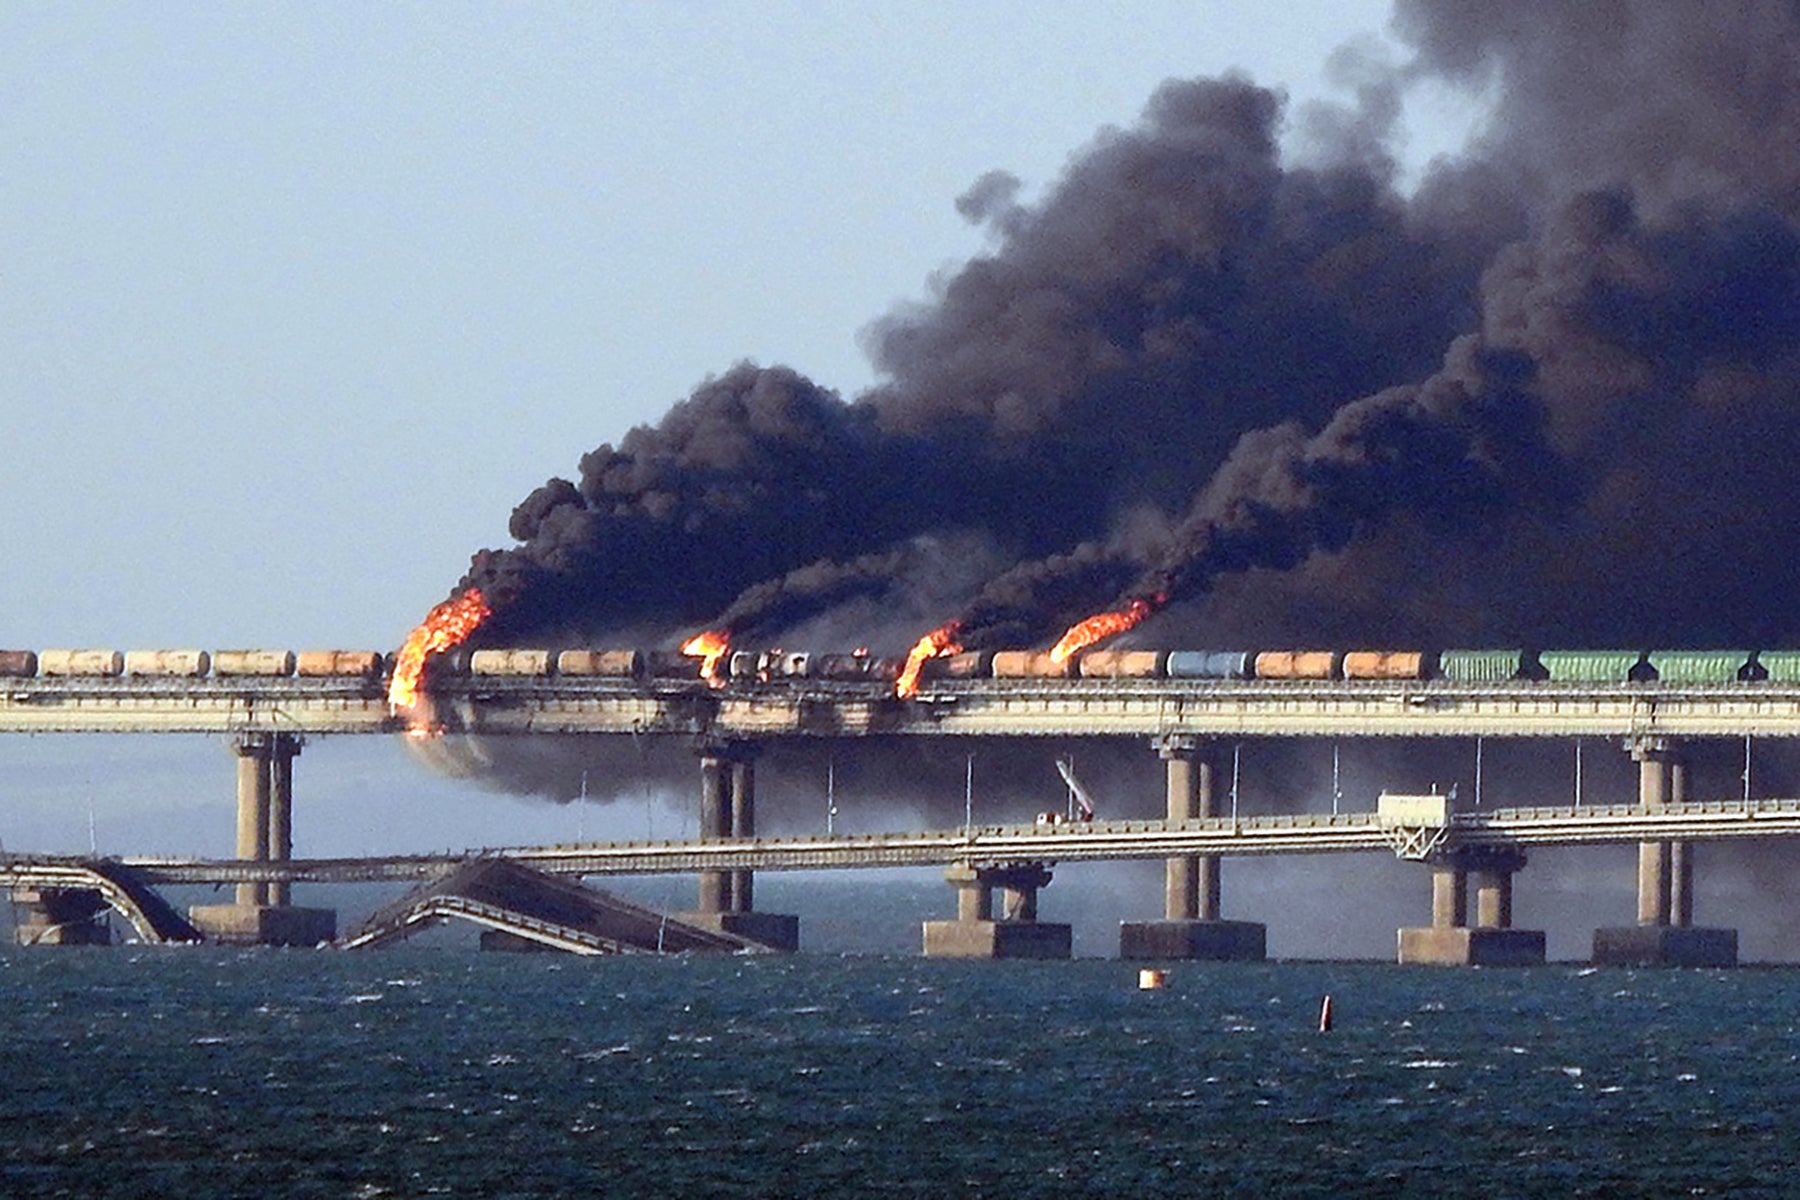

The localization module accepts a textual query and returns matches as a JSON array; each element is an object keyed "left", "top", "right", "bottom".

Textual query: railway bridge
[{"left": 8, "top": 670, "right": 1800, "bottom": 964}]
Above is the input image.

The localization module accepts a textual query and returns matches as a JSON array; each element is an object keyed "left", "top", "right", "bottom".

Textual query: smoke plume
[{"left": 436, "top": 0, "right": 1800, "bottom": 919}]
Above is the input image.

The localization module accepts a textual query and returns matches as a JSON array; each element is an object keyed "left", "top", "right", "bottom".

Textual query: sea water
[{"left": 1, "top": 950, "right": 1796, "bottom": 1197}]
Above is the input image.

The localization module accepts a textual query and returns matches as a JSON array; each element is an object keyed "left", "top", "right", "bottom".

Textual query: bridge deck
[
  {"left": 10, "top": 675, "right": 1800, "bottom": 737},
  {"left": 37, "top": 797, "right": 1800, "bottom": 885}
]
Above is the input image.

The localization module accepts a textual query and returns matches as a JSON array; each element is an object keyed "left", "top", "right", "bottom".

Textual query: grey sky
[{"left": 0, "top": 3, "right": 1481, "bottom": 862}]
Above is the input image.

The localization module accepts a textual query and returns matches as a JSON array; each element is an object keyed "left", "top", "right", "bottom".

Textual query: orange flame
[
  {"left": 895, "top": 621, "right": 964, "bottom": 699},
  {"left": 681, "top": 629, "right": 732, "bottom": 687},
  {"left": 388, "top": 588, "right": 493, "bottom": 714},
  {"left": 1049, "top": 595, "right": 1160, "bottom": 664}
]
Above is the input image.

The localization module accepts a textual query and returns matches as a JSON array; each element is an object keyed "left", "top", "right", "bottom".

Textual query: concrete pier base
[
  {"left": 11, "top": 888, "right": 111, "bottom": 946},
  {"left": 680, "top": 910, "right": 800, "bottom": 952},
  {"left": 921, "top": 919, "right": 1072, "bottom": 959},
  {"left": 1397, "top": 926, "right": 1547, "bottom": 966},
  {"left": 189, "top": 903, "right": 336, "bottom": 947},
  {"left": 1591, "top": 925, "right": 1738, "bottom": 967},
  {"left": 1119, "top": 919, "right": 1266, "bottom": 961}
]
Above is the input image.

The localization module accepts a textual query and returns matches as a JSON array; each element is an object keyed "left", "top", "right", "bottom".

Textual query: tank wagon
[{"left": 0, "top": 649, "right": 388, "bottom": 680}]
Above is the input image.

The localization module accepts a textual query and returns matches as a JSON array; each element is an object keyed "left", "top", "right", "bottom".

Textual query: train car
[
  {"left": 1645, "top": 651, "right": 1754, "bottom": 685},
  {"left": 123, "top": 649, "right": 211, "bottom": 677},
  {"left": 556, "top": 649, "right": 643, "bottom": 677},
  {"left": 212, "top": 649, "right": 296, "bottom": 677},
  {"left": 1437, "top": 649, "right": 1524, "bottom": 684},
  {"left": 38, "top": 649, "right": 125, "bottom": 677},
  {"left": 1165, "top": 650, "right": 1254, "bottom": 679},
  {"left": 769, "top": 651, "right": 811, "bottom": 678},
  {"left": 644, "top": 650, "right": 704, "bottom": 679},
  {"left": 1341, "top": 651, "right": 1436, "bottom": 680},
  {"left": 1536, "top": 650, "right": 1644, "bottom": 683},
  {"left": 1078, "top": 649, "right": 1167, "bottom": 678},
  {"left": 923, "top": 650, "right": 994, "bottom": 680},
  {"left": 0, "top": 650, "right": 38, "bottom": 677},
  {"left": 813, "top": 653, "right": 873, "bottom": 681},
  {"left": 991, "top": 650, "right": 1074, "bottom": 679},
  {"left": 864, "top": 656, "right": 905, "bottom": 683},
  {"left": 466, "top": 649, "right": 554, "bottom": 677},
  {"left": 1253, "top": 650, "right": 1340, "bottom": 680},
  {"left": 292, "top": 650, "right": 385, "bottom": 678},
  {"left": 1753, "top": 651, "right": 1800, "bottom": 683}
]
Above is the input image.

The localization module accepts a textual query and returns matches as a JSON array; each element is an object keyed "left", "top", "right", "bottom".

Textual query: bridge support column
[
  {"left": 1120, "top": 735, "right": 1265, "bottom": 961},
  {"left": 1399, "top": 847, "right": 1544, "bottom": 966},
  {"left": 683, "top": 743, "right": 797, "bottom": 951},
  {"left": 10, "top": 887, "right": 111, "bottom": 946},
  {"left": 189, "top": 733, "right": 335, "bottom": 947},
  {"left": 695, "top": 751, "right": 732, "bottom": 915},
  {"left": 924, "top": 863, "right": 1070, "bottom": 959},
  {"left": 729, "top": 756, "right": 755, "bottom": 914},
  {"left": 1593, "top": 737, "right": 1736, "bottom": 966},
  {"left": 268, "top": 734, "right": 299, "bottom": 907}
]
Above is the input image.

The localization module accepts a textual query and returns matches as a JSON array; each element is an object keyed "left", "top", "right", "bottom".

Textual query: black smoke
[{"left": 436, "top": 0, "right": 1800, "bottom": 935}]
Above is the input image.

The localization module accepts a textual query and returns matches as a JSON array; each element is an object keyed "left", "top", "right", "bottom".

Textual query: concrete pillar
[
  {"left": 1159, "top": 735, "right": 1220, "bottom": 921},
  {"left": 1632, "top": 737, "right": 1673, "bottom": 926},
  {"left": 924, "top": 863, "right": 1068, "bottom": 958},
  {"left": 729, "top": 757, "right": 756, "bottom": 914},
  {"left": 1120, "top": 735, "right": 1265, "bottom": 962},
  {"left": 949, "top": 865, "right": 992, "bottom": 921},
  {"left": 267, "top": 734, "right": 301, "bottom": 907},
  {"left": 234, "top": 734, "right": 272, "bottom": 907},
  {"left": 696, "top": 753, "right": 731, "bottom": 915},
  {"left": 1593, "top": 736, "right": 1735, "bottom": 966},
  {"left": 1162, "top": 743, "right": 1198, "bottom": 921},
  {"left": 1399, "top": 848, "right": 1541, "bottom": 965},
  {"left": 1669, "top": 758, "right": 1694, "bottom": 927},
  {"left": 1431, "top": 865, "right": 1468, "bottom": 929}
]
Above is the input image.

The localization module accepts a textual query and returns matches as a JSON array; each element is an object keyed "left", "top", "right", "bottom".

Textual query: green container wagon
[
  {"left": 1646, "top": 651, "right": 1752, "bottom": 684},
  {"left": 1537, "top": 650, "right": 1643, "bottom": 682},
  {"left": 1755, "top": 651, "right": 1800, "bottom": 682},
  {"left": 1438, "top": 650, "right": 1524, "bottom": 683}
]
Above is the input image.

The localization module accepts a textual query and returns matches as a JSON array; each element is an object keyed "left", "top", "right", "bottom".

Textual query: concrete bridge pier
[
  {"left": 1593, "top": 737, "right": 1737, "bottom": 966},
  {"left": 1119, "top": 735, "right": 1265, "bottom": 960},
  {"left": 683, "top": 742, "right": 798, "bottom": 951},
  {"left": 10, "top": 887, "right": 111, "bottom": 945},
  {"left": 189, "top": 732, "right": 335, "bottom": 947},
  {"left": 1398, "top": 846, "right": 1545, "bottom": 965},
  {"left": 923, "top": 863, "right": 1071, "bottom": 958}
]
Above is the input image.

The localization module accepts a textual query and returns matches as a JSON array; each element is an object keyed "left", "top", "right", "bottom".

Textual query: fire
[
  {"left": 388, "top": 588, "right": 493, "bottom": 714},
  {"left": 895, "top": 621, "right": 964, "bottom": 699},
  {"left": 1049, "top": 595, "right": 1161, "bottom": 664},
  {"left": 681, "top": 628, "right": 732, "bottom": 687}
]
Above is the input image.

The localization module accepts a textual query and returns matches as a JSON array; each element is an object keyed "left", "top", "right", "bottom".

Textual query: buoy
[
  {"left": 1318, "top": 993, "right": 1334, "bottom": 1032},
  {"left": 1138, "top": 968, "right": 1167, "bottom": 990}
]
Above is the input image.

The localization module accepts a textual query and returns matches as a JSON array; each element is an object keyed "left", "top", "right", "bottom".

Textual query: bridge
[
  {"left": 11, "top": 674, "right": 1800, "bottom": 738},
  {"left": 4, "top": 796, "right": 1796, "bottom": 963},
  {"left": 5, "top": 671, "right": 1793, "bottom": 965}
]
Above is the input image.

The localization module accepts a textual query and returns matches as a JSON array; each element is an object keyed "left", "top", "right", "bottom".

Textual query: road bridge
[
  {"left": 73, "top": 796, "right": 1800, "bottom": 882},
  {"left": 6, "top": 673, "right": 1794, "bottom": 965},
  {"left": 5, "top": 796, "right": 1795, "bottom": 963}
]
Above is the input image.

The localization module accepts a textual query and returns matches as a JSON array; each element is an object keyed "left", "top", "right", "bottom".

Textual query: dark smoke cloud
[{"left": 445, "top": 0, "right": 1800, "bottom": 894}]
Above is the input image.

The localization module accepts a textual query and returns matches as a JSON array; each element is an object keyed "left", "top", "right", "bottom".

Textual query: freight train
[{"left": 7, "top": 645, "right": 1799, "bottom": 686}]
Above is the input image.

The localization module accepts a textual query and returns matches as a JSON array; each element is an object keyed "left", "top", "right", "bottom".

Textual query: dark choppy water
[{"left": 2, "top": 951, "right": 1797, "bottom": 1197}]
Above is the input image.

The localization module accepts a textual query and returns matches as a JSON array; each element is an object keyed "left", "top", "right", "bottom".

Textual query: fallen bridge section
[
  {"left": 1, "top": 858, "right": 201, "bottom": 945},
  {"left": 337, "top": 857, "right": 775, "bottom": 954}
]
